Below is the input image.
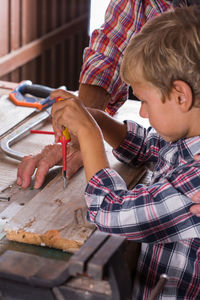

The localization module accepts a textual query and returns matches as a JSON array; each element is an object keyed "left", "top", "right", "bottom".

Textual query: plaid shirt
[
  {"left": 80, "top": 0, "right": 188, "bottom": 115},
  {"left": 85, "top": 121, "right": 200, "bottom": 299}
]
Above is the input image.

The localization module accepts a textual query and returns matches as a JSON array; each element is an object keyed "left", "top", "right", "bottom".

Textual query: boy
[
  {"left": 17, "top": 0, "right": 192, "bottom": 190},
  {"left": 51, "top": 6, "right": 200, "bottom": 299}
]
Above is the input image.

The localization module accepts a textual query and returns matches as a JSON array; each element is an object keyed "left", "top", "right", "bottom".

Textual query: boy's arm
[
  {"left": 85, "top": 162, "right": 200, "bottom": 243},
  {"left": 88, "top": 108, "right": 127, "bottom": 149},
  {"left": 78, "top": 126, "right": 109, "bottom": 182},
  {"left": 51, "top": 92, "right": 126, "bottom": 181},
  {"left": 78, "top": 109, "right": 127, "bottom": 181}
]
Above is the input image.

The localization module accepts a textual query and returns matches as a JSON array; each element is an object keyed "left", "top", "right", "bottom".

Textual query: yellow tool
[{"left": 56, "top": 97, "right": 71, "bottom": 189}]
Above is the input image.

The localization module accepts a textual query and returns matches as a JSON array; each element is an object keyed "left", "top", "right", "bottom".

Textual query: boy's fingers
[
  {"left": 51, "top": 110, "right": 65, "bottom": 135},
  {"left": 194, "top": 153, "right": 200, "bottom": 161},
  {"left": 190, "top": 191, "right": 200, "bottom": 215},
  {"left": 50, "top": 89, "right": 76, "bottom": 101},
  {"left": 51, "top": 101, "right": 70, "bottom": 127},
  {"left": 51, "top": 100, "right": 68, "bottom": 117},
  {"left": 192, "top": 191, "right": 200, "bottom": 203},
  {"left": 190, "top": 204, "right": 200, "bottom": 215}
]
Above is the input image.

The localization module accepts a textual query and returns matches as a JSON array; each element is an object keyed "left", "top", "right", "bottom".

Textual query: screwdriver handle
[
  {"left": 60, "top": 136, "right": 67, "bottom": 172},
  {"left": 62, "top": 128, "right": 71, "bottom": 142},
  {"left": 56, "top": 97, "right": 71, "bottom": 142}
]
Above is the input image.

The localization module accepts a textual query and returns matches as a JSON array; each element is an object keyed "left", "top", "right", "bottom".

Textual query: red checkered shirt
[{"left": 80, "top": 0, "right": 187, "bottom": 115}]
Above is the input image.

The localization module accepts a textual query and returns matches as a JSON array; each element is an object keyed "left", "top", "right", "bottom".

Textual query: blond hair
[{"left": 120, "top": 6, "right": 200, "bottom": 102}]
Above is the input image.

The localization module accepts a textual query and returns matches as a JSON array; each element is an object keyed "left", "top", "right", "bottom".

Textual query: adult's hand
[
  {"left": 17, "top": 143, "right": 83, "bottom": 189},
  {"left": 17, "top": 144, "right": 62, "bottom": 189}
]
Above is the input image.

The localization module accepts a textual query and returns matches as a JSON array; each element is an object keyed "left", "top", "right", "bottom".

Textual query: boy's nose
[{"left": 139, "top": 103, "right": 148, "bottom": 118}]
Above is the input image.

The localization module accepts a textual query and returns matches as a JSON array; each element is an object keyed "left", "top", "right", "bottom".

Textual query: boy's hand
[
  {"left": 51, "top": 90, "right": 98, "bottom": 141},
  {"left": 51, "top": 89, "right": 109, "bottom": 182},
  {"left": 190, "top": 191, "right": 200, "bottom": 217}
]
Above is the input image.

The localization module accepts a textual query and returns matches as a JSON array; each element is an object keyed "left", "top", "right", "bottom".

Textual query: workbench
[{"left": 0, "top": 83, "right": 151, "bottom": 300}]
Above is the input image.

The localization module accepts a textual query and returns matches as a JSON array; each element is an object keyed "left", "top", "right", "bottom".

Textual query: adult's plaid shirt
[{"left": 80, "top": 0, "right": 188, "bottom": 115}]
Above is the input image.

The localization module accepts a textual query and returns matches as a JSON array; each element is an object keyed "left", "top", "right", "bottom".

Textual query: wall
[
  {"left": 0, "top": 0, "right": 90, "bottom": 90},
  {"left": 89, "top": 0, "right": 109, "bottom": 34}
]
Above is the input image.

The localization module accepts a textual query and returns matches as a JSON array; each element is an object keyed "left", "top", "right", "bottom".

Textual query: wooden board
[
  {"left": 4, "top": 144, "right": 146, "bottom": 253},
  {"left": 0, "top": 117, "right": 54, "bottom": 192},
  {"left": 0, "top": 86, "right": 77, "bottom": 191},
  {"left": 0, "top": 94, "right": 35, "bottom": 137},
  {"left": 0, "top": 97, "right": 149, "bottom": 253}
]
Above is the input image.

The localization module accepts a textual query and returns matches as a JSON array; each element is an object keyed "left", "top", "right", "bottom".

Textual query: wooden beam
[
  {"left": 0, "top": 14, "right": 88, "bottom": 77},
  {"left": 0, "top": 80, "right": 17, "bottom": 89}
]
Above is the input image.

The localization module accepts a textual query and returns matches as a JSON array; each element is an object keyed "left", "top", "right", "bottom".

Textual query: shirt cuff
[
  {"left": 85, "top": 168, "right": 127, "bottom": 208},
  {"left": 79, "top": 48, "right": 129, "bottom": 115},
  {"left": 113, "top": 120, "right": 144, "bottom": 165}
]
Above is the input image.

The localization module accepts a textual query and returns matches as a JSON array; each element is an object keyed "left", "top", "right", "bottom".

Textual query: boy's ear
[{"left": 171, "top": 80, "right": 193, "bottom": 112}]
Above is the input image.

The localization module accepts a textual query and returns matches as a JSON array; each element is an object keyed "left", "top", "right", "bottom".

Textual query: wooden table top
[{"left": 0, "top": 84, "right": 149, "bottom": 253}]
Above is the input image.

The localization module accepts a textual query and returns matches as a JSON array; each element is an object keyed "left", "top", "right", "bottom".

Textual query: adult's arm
[
  {"left": 80, "top": 0, "right": 171, "bottom": 114},
  {"left": 78, "top": 83, "right": 111, "bottom": 110}
]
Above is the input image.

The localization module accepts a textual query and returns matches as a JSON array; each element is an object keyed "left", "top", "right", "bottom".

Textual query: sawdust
[
  {"left": 23, "top": 217, "right": 36, "bottom": 229},
  {"left": 6, "top": 229, "right": 83, "bottom": 252},
  {"left": 54, "top": 198, "right": 63, "bottom": 207}
]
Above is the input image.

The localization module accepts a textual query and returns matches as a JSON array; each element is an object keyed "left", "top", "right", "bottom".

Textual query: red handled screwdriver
[
  {"left": 60, "top": 128, "right": 71, "bottom": 188},
  {"left": 30, "top": 97, "right": 71, "bottom": 188},
  {"left": 56, "top": 97, "right": 71, "bottom": 188}
]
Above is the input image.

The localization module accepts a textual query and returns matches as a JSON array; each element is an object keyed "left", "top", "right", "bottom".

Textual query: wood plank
[
  {"left": 0, "top": 85, "right": 54, "bottom": 191},
  {"left": 0, "top": 82, "right": 17, "bottom": 90},
  {"left": 0, "top": 0, "right": 9, "bottom": 57},
  {"left": 10, "top": 0, "right": 21, "bottom": 82},
  {"left": 0, "top": 118, "right": 55, "bottom": 192},
  {"left": 0, "top": 95, "right": 35, "bottom": 137},
  {"left": 10, "top": 0, "right": 20, "bottom": 51},
  {"left": 21, "top": 0, "right": 38, "bottom": 45},
  {"left": 5, "top": 144, "right": 146, "bottom": 253},
  {"left": 2, "top": 99, "right": 149, "bottom": 252}
]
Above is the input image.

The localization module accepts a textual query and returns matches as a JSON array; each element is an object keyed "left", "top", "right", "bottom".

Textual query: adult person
[{"left": 16, "top": 0, "right": 194, "bottom": 190}]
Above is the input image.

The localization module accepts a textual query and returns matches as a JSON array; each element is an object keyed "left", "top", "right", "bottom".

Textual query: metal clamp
[{"left": 58, "top": 231, "right": 132, "bottom": 300}]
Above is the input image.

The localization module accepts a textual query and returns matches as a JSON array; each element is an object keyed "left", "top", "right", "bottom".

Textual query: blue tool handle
[{"left": 20, "top": 84, "right": 54, "bottom": 98}]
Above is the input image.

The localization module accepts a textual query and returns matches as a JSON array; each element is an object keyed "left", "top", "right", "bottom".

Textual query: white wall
[{"left": 89, "top": 0, "right": 110, "bottom": 34}]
